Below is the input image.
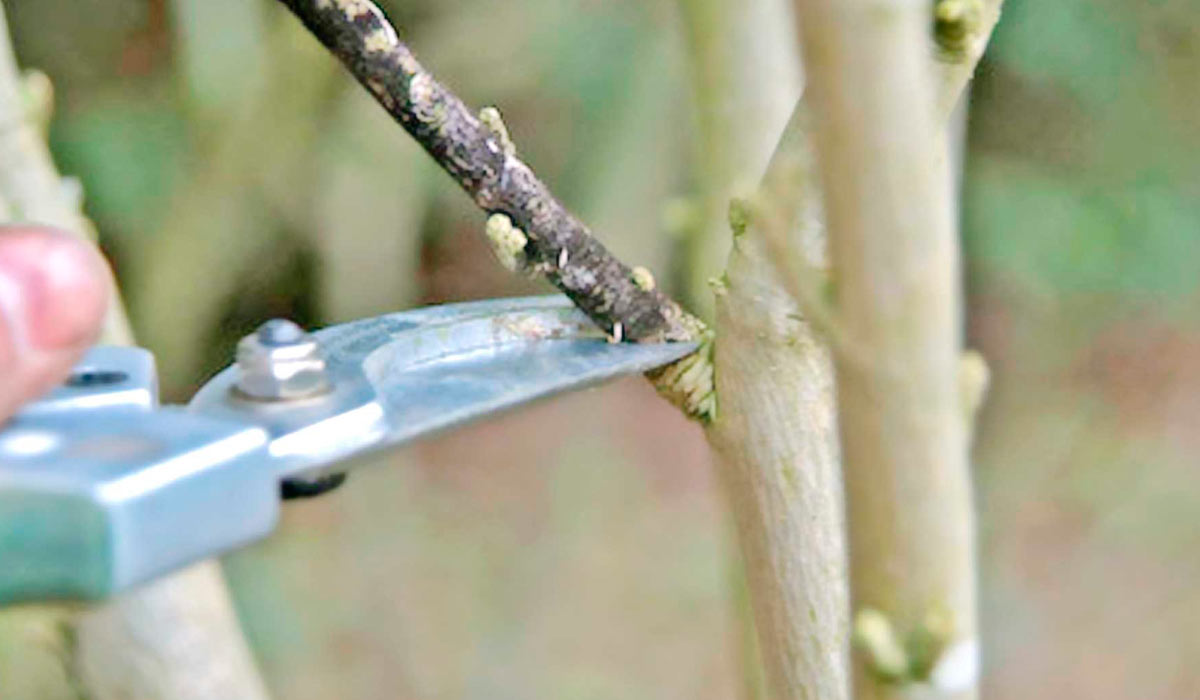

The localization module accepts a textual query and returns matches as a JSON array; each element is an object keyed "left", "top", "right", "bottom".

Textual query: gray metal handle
[
  {"left": 0, "top": 296, "right": 696, "bottom": 604},
  {"left": 0, "top": 347, "right": 278, "bottom": 603}
]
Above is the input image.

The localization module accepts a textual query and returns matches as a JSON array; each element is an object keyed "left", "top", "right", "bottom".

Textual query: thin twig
[{"left": 275, "top": 0, "right": 702, "bottom": 346}]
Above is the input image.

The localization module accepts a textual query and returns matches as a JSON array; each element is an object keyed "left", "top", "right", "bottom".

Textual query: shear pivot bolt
[{"left": 235, "top": 319, "right": 331, "bottom": 401}]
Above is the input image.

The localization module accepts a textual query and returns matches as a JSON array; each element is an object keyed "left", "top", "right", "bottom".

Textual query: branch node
[
  {"left": 854, "top": 605, "right": 974, "bottom": 688},
  {"left": 478, "top": 106, "right": 517, "bottom": 159},
  {"left": 934, "top": 0, "right": 986, "bottom": 60},
  {"left": 630, "top": 266, "right": 656, "bottom": 291},
  {"left": 853, "top": 608, "right": 910, "bottom": 683},
  {"left": 706, "top": 274, "right": 728, "bottom": 297},
  {"left": 906, "top": 605, "right": 957, "bottom": 679},
  {"left": 647, "top": 329, "right": 716, "bottom": 423},
  {"left": 727, "top": 197, "right": 752, "bottom": 239},
  {"left": 485, "top": 212, "right": 528, "bottom": 272}
]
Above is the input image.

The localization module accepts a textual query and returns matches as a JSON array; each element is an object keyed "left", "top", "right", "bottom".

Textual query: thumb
[{"left": 0, "top": 226, "right": 112, "bottom": 421}]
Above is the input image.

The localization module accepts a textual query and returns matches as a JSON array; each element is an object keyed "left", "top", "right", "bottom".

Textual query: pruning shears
[{"left": 0, "top": 296, "right": 695, "bottom": 604}]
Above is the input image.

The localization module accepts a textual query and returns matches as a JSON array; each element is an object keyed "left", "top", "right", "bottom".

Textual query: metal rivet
[
  {"left": 234, "top": 320, "right": 331, "bottom": 401},
  {"left": 66, "top": 369, "right": 129, "bottom": 388},
  {"left": 256, "top": 319, "right": 306, "bottom": 346}
]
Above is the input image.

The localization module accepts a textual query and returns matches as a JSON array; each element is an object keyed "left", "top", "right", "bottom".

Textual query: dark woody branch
[{"left": 275, "top": 0, "right": 704, "bottom": 348}]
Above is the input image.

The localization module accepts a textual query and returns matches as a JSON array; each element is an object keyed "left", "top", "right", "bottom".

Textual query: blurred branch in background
[
  {"left": 966, "top": 2, "right": 1200, "bottom": 696},
  {"left": 313, "top": 85, "right": 429, "bottom": 322},
  {"left": 0, "top": 3, "right": 271, "bottom": 699},
  {"left": 170, "top": 0, "right": 267, "bottom": 125},
  {"left": 73, "top": 564, "right": 271, "bottom": 700},
  {"left": 675, "top": 0, "right": 801, "bottom": 320},
  {"left": 706, "top": 2, "right": 1001, "bottom": 699},
  {"left": 786, "top": 0, "right": 1002, "bottom": 699},
  {"left": 131, "top": 3, "right": 340, "bottom": 397}
]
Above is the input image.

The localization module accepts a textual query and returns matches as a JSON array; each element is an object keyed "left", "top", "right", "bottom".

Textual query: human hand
[{"left": 0, "top": 226, "right": 111, "bottom": 420}]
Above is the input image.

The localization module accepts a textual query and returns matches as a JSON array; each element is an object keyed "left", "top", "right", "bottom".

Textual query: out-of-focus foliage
[
  {"left": 965, "top": 1, "right": 1200, "bottom": 698},
  {"left": 967, "top": 0, "right": 1200, "bottom": 313}
]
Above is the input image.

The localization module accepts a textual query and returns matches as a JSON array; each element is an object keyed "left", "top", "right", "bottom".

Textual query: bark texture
[
  {"left": 675, "top": 3, "right": 832, "bottom": 697},
  {"left": 708, "top": 104, "right": 848, "bottom": 700},
  {"left": 276, "top": 0, "right": 701, "bottom": 346},
  {"left": 0, "top": 4, "right": 271, "bottom": 699}
]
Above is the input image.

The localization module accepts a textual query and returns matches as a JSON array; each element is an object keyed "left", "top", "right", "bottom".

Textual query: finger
[{"left": 0, "top": 227, "right": 112, "bottom": 421}]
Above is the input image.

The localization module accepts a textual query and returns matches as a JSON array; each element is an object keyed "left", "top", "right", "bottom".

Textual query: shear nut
[{"left": 235, "top": 320, "right": 331, "bottom": 401}]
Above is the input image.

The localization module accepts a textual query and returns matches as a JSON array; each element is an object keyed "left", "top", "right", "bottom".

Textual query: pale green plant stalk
[
  {"left": 781, "top": 0, "right": 1002, "bottom": 699},
  {"left": 707, "top": 101, "right": 849, "bottom": 700},
  {"left": 675, "top": 1, "right": 804, "bottom": 696},
  {"left": 676, "top": 0, "right": 802, "bottom": 320},
  {"left": 706, "top": 1, "right": 1000, "bottom": 698}
]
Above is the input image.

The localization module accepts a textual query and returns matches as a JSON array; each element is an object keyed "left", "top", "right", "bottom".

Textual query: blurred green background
[{"left": 4, "top": 0, "right": 1199, "bottom": 698}]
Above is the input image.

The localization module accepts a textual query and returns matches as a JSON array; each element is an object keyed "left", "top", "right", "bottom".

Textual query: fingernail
[
  {"left": 0, "top": 230, "right": 110, "bottom": 352},
  {"left": 0, "top": 271, "right": 15, "bottom": 367}
]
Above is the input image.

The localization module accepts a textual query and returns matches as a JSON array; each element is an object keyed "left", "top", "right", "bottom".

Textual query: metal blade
[
  {"left": 189, "top": 295, "right": 697, "bottom": 482},
  {"left": 0, "top": 296, "right": 695, "bottom": 602}
]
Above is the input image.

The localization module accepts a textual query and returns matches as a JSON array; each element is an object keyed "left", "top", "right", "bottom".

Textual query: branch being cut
[{"left": 275, "top": 0, "right": 702, "bottom": 346}]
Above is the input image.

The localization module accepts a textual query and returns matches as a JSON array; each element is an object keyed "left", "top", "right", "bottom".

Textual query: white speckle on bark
[
  {"left": 408, "top": 73, "right": 433, "bottom": 106},
  {"left": 631, "top": 266, "right": 656, "bottom": 291},
  {"left": 333, "top": 0, "right": 375, "bottom": 19},
  {"left": 363, "top": 25, "right": 398, "bottom": 53}
]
